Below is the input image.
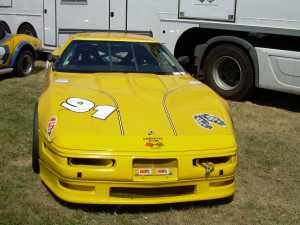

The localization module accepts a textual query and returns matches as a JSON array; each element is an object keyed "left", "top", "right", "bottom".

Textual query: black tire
[
  {"left": 15, "top": 50, "right": 34, "bottom": 76},
  {"left": 0, "top": 21, "right": 11, "bottom": 33},
  {"left": 32, "top": 103, "right": 40, "bottom": 174},
  {"left": 203, "top": 44, "right": 254, "bottom": 100},
  {"left": 17, "top": 23, "right": 37, "bottom": 37}
]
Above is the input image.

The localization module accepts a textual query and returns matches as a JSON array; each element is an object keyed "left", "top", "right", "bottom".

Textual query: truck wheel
[
  {"left": 17, "top": 23, "right": 37, "bottom": 37},
  {"left": 0, "top": 21, "right": 11, "bottom": 33},
  {"left": 203, "top": 44, "right": 254, "bottom": 100},
  {"left": 15, "top": 50, "right": 34, "bottom": 76},
  {"left": 32, "top": 103, "right": 40, "bottom": 174}
]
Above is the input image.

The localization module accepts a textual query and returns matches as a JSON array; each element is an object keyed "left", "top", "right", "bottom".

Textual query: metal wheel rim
[
  {"left": 22, "top": 55, "right": 33, "bottom": 75},
  {"left": 212, "top": 56, "right": 242, "bottom": 91}
]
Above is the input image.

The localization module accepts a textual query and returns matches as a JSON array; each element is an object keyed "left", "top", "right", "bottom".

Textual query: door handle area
[
  {"left": 44, "top": 9, "right": 47, "bottom": 14},
  {"left": 110, "top": 11, "right": 114, "bottom": 18}
]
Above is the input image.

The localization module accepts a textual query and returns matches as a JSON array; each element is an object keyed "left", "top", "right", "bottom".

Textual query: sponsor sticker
[
  {"left": 189, "top": 81, "right": 202, "bottom": 85},
  {"left": 194, "top": 113, "right": 225, "bottom": 129},
  {"left": 144, "top": 137, "right": 164, "bottom": 148},
  {"left": 55, "top": 79, "right": 69, "bottom": 84},
  {"left": 135, "top": 168, "right": 172, "bottom": 176},
  {"left": 135, "top": 168, "right": 153, "bottom": 176},
  {"left": 156, "top": 168, "right": 172, "bottom": 176},
  {"left": 172, "top": 72, "right": 186, "bottom": 75},
  {"left": 202, "top": 113, "right": 225, "bottom": 126},
  {"left": 47, "top": 116, "right": 57, "bottom": 140}
]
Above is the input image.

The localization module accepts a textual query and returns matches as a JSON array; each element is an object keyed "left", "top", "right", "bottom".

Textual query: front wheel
[
  {"left": 203, "top": 44, "right": 254, "bottom": 100},
  {"left": 15, "top": 50, "right": 34, "bottom": 76}
]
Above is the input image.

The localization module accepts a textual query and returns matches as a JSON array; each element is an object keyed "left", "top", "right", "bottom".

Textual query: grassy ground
[{"left": 0, "top": 64, "right": 299, "bottom": 225}]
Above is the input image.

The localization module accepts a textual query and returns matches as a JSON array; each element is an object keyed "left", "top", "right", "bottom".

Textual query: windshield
[{"left": 54, "top": 40, "right": 185, "bottom": 74}]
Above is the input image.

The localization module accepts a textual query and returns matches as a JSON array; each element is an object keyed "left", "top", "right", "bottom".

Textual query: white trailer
[{"left": 1, "top": 0, "right": 300, "bottom": 99}]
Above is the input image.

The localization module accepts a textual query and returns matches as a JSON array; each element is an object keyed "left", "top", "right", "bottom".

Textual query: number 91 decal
[{"left": 62, "top": 97, "right": 116, "bottom": 120}]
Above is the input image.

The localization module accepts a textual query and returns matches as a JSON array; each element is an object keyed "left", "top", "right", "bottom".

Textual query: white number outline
[
  {"left": 62, "top": 98, "right": 95, "bottom": 113},
  {"left": 61, "top": 97, "right": 116, "bottom": 120}
]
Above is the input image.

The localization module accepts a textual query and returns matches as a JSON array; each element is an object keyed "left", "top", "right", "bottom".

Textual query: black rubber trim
[{"left": 32, "top": 103, "right": 40, "bottom": 174}]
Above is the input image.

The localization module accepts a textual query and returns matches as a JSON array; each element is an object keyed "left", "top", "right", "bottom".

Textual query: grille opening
[
  {"left": 133, "top": 158, "right": 177, "bottom": 168},
  {"left": 210, "top": 179, "right": 234, "bottom": 187},
  {"left": 219, "top": 170, "right": 224, "bottom": 176},
  {"left": 60, "top": 181, "right": 95, "bottom": 191},
  {"left": 110, "top": 186, "right": 195, "bottom": 198},
  {"left": 193, "top": 156, "right": 231, "bottom": 167},
  {"left": 69, "top": 158, "right": 115, "bottom": 167}
]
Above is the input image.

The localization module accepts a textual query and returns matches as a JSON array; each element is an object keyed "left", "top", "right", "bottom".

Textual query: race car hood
[{"left": 39, "top": 72, "right": 236, "bottom": 152}]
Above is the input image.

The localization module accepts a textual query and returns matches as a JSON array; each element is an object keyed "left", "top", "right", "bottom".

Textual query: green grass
[{"left": 0, "top": 65, "right": 299, "bottom": 225}]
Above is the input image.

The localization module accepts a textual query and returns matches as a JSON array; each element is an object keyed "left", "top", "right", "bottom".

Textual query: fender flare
[
  {"left": 9, "top": 41, "right": 34, "bottom": 67},
  {"left": 194, "top": 36, "right": 259, "bottom": 87}
]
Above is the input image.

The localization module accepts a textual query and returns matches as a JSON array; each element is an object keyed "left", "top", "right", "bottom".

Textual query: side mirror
[
  {"left": 177, "top": 56, "right": 190, "bottom": 67},
  {"left": 47, "top": 48, "right": 62, "bottom": 62},
  {"left": 47, "top": 53, "right": 59, "bottom": 63}
]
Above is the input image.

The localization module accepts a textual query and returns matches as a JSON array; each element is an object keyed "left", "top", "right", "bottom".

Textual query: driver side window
[{"left": 110, "top": 42, "right": 136, "bottom": 71}]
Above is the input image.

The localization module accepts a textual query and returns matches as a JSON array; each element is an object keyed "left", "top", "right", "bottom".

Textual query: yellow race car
[
  {"left": 0, "top": 30, "right": 42, "bottom": 76},
  {"left": 33, "top": 32, "right": 238, "bottom": 205}
]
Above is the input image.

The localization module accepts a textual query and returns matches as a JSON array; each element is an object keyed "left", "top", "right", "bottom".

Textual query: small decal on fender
[
  {"left": 47, "top": 116, "right": 57, "bottom": 140},
  {"left": 189, "top": 81, "right": 202, "bottom": 85},
  {"left": 194, "top": 113, "right": 225, "bottom": 129},
  {"left": 55, "top": 79, "right": 69, "bottom": 84},
  {"left": 144, "top": 137, "right": 164, "bottom": 148}
]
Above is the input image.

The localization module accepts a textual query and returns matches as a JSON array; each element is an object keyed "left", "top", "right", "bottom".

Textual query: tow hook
[{"left": 200, "top": 162, "right": 215, "bottom": 177}]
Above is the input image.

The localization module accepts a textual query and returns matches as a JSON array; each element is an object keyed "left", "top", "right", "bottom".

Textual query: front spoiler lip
[
  {"left": 39, "top": 161, "right": 235, "bottom": 205},
  {"left": 39, "top": 138, "right": 237, "bottom": 204}
]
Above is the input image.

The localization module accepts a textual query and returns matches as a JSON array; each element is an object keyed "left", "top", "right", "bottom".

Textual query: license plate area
[
  {"left": 133, "top": 159, "right": 178, "bottom": 181},
  {"left": 135, "top": 168, "right": 172, "bottom": 176}
]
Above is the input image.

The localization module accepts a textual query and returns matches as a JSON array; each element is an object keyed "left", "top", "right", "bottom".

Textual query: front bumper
[{"left": 39, "top": 142, "right": 237, "bottom": 205}]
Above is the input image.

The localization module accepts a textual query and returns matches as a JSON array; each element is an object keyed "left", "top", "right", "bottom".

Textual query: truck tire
[
  {"left": 32, "top": 103, "right": 40, "bottom": 174},
  {"left": 203, "top": 44, "right": 254, "bottom": 100},
  {"left": 15, "top": 50, "right": 34, "bottom": 76},
  {"left": 0, "top": 21, "right": 11, "bottom": 33},
  {"left": 17, "top": 23, "right": 37, "bottom": 37}
]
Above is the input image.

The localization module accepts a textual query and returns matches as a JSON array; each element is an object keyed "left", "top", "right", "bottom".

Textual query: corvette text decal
[
  {"left": 194, "top": 113, "right": 226, "bottom": 129},
  {"left": 61, "top": 97, "right": 116, "bottom": 120}
]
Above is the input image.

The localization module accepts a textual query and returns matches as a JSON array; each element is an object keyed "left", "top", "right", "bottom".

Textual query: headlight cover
[{"left": 0, "top": 45, "right": 9, "bottom": 64}]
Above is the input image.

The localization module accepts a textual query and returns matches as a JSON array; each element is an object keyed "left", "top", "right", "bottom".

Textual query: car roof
[{"left": 70, "top": 32, "right": 159, "bottom": 43}]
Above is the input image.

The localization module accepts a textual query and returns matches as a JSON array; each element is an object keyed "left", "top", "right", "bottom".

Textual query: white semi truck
[{"left": 1, "top": 0, "right": 300, "bottom": 99}]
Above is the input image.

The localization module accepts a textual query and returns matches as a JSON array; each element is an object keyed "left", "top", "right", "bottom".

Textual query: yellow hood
[{"left": 38, "top": 72, "right": 236, "bottom": 152}]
